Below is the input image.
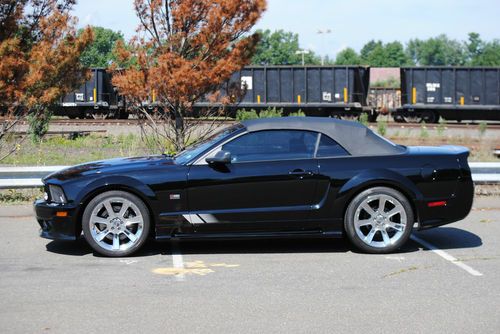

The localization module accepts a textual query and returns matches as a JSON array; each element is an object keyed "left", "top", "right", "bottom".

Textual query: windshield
[{"left": 174, "top": 123, "right": 244, "bottom": 165}]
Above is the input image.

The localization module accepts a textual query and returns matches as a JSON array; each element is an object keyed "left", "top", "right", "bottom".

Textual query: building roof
[{"left": 242, "top": 117, "right": 404, "bottom": 156}]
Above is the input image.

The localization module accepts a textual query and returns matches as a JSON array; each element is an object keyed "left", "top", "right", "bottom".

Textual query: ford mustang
[{"left": 34, "top": 117, "right": 474, "bottom": 256}]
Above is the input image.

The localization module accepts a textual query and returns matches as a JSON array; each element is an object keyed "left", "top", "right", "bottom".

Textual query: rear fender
[{"left": 332, "top": 168, "right": 423, "bottom": 221}]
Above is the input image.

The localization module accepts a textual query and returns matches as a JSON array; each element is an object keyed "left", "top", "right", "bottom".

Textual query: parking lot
[{"left": 0, "top": 197, "right": 499, "bottom": 334}]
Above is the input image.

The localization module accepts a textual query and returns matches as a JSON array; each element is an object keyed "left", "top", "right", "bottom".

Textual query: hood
[{"left": 44, "top": 155, "right": 174, "bottom": 182}]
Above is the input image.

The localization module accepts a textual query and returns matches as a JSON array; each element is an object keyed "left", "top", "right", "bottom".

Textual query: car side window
[
  {"left": 316, "top": 134, "right": 349, "bottom": 157},
  {"left": 222, "top": 130, "right": 317, "bottom": 163}
]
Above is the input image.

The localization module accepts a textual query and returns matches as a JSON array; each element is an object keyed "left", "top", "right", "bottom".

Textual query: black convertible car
[{"left": 34, "top": 117, "right": 474, "bottom": 256}]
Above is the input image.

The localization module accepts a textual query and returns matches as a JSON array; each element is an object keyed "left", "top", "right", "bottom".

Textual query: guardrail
[{"left": 0, "top": 162, "right": 499, "bottom": 189}]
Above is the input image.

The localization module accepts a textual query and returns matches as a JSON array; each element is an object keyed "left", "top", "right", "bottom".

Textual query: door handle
[{"left": 289, "top": 169, "right": 314, "bottom": 176}]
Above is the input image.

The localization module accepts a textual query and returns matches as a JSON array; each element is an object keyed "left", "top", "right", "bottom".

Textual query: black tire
[
  {"left": 344, "top": 187, "right": 414, "bottom": 254},
  {"left": 82, "top": 190, "right": 150, "bottom": 257}
]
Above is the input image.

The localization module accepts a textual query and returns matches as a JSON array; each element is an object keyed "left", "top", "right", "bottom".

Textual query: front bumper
[{"left": 34, "top": 199, "right": 80, "bottom": 240}]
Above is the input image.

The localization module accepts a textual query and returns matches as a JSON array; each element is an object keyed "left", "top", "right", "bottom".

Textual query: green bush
[
  {"left": 437, "top": 118, "right": 446, "bottom": 137},
  {"left": 478, "top": 122, "right": 487, "bottom": 136},
  {"left": 236, "top": 109, "right": 259, "bottom": 121},
  {"left": 377, "top": 120, "right": 387, "bottom": 136},
  {"left": 259, "top": 107, "right": 283, "bottom": 118},
  {"left": 288, "top": 110, "right": 305, "bottom": 117},
  {"left": 359, "top": 113, "right": 369, "bottom": 126},
  {"left": 420, "top": 124, "right": 429, "bottom": 138}
]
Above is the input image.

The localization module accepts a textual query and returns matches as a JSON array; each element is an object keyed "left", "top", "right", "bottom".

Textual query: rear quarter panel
[{"left": 312, "top": 150, "right": 470, "bottom": 231}]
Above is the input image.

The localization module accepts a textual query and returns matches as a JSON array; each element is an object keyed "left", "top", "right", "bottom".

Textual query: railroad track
[{"left": 2, "top": 117, "right": 500, "bottom": 130}]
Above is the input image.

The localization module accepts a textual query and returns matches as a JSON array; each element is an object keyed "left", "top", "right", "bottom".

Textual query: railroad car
[
  {"left": 53, "top": 66, "right": 500, "bottom": 123},
  {"left": 55, "top": 68, "right": 127, "bottom": 119},
  {"left": 395, "top": 67, "right": 500, "bottom": 123},
  {"left": 197, "top": 65, "right": 375, "bottom": 120}
]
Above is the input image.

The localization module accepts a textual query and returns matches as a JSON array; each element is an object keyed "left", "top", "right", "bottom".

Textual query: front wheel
[
  {"left": 344, "top": 187, "right": 414, "bottom": 253},
  {"left": 82, "top": 191, "right": 150, "bottom": 257}
]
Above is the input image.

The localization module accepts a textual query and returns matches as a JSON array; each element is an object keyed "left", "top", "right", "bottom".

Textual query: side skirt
[{"left": 155, "top": 230, "right": 343, "bottom": 241}]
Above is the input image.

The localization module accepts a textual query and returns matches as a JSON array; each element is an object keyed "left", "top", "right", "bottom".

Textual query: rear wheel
[
  {"left": 344, "top": 187, "right": 413, "bottom": 253},
  {"left": 82, "top": 191, "right": 150, "bottom": 257}
]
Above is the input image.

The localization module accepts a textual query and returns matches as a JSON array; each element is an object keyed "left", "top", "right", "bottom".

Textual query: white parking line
[
  {"left": 411, "top": 235, "right": 483, "bottom": 277},
  {"left": 171, "top": 240, "right": 185, "bottom": 281}
]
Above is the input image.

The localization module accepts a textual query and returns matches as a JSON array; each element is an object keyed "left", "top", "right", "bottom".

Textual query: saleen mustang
[{"left": 34, "top": 117, "right": 474, "bottom": 256}]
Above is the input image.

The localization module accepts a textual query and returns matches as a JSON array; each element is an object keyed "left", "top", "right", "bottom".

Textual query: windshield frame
[{"left": 173, "top": 123, "right": 245, "bottom": 165}]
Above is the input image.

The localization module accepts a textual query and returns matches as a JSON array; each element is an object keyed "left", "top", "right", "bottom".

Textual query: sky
[{"left": 74, "top": 0, "right": 500, "bottom": 58}]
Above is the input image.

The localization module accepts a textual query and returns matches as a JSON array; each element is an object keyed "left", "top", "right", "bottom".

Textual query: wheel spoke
[
  {"left": 118, "top": 200, "right": 131, "bottom": 218},
  {"left": 92, "top": 217, "right": 109, "bottom": 226},
  {"left": 379, "top": 196, "right": 387, "bottom": 213},
  {"left": 104, "top": 201, "right": 116, "bottom": 218},
  {"left": 123, "top": 229, "right": 138, "bottom": 242},
  {"left": 125, "top": 216, "right": 142, "bottom": 226},
  {"left": 361, "top": 203, "right": 376, "bottom": 217},
  {"left": 112, "top": 233, "right": 120, "bottom": 250},
  {"left": 364, "top": 228, "right": 377, "bottom": 244},
  {"left": 386, "top": 207, "right": 401, "bottom": 218},
  {"left": 387, "top": 222, "right": 405, "bottom": 232},
  {"left": 381, "top": 229, "right": 391, "bottom": 246},
  {"left": 354, "top": 218, "right": 372, "bottom": 228},
  {"left": 96, "top": 229, "right": 110, "bottom": 242}
]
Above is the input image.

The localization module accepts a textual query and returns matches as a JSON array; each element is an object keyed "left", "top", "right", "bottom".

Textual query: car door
[{"left": 186, "top": 130, "right": 322, "bottom": 233}]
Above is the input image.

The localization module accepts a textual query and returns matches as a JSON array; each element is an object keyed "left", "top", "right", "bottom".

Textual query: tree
[
  {"left": 465, "top": 32, "right": 500, "bottom": 66},
  {"left": 465, "top": 32, "right": 483, "bottom": 62},
  {"left": 471, "top": 40, "right": 500, "bottom": 66},
  {"left": 406, "top": 35, "right": 466, "bottom": 66},
  {"left": 359, "top": 40, "right": 411, "bottom": 67},
  {"left": 335, "top": 48, "right": 361, "bottom": 65},
  {"left": 112, "top": 0, "right": 266, "bottom": 152},
  {"left": 360, "top": 40, "right": 382, "bottom": 63},
  {"left": 0, "top": 0, "right": 92, "bottom": 160},
  {"left": 384, "top": 41, "right": 412, "bottom": 67},
  {"left": 251, "top": 29, "right": 319, "bottom": 65},
  {"left": 79, "top": 26, "right": 124, "bottom": 68}
]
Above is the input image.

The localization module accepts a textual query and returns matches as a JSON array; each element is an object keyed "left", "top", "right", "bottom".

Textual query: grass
[
  {"left": 0, "top": 189, "right": 43, "bottom": 205},
  {"left": 2, "top": 133, "right": 150, "bottom": 166}
]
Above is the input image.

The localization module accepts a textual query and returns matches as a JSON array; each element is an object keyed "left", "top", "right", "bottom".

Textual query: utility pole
[
  {"left": 295, "top": 50, "right": 310, "bottom": 66},
  {"left": 317, "top": 29, "right": 332, "bottom": 65}
]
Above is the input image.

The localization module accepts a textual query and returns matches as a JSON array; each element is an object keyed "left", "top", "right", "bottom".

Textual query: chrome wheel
[
  {"left": 88, "top": 196, "right": 145, "bottom": 252},
  {"left": 353, "top": 194, "right": 407, "bottom": 248}
]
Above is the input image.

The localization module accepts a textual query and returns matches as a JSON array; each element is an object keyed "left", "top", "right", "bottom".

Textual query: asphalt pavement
[{"left": 0, "top": 197, "right": 499, "bottom": 334}]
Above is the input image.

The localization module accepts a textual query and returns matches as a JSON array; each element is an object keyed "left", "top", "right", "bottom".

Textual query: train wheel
[
  {"left": 421, "top": 111, "right": 438, "bottom": 124},
  {"left": 402, "top": 115, "right": 421, "bottom": 123},
  {"left": 368, "top": 112, "right": 379, "bottom": 123},
  {"left": 392, "top": 114, "right": 406, "bottom": 123}
]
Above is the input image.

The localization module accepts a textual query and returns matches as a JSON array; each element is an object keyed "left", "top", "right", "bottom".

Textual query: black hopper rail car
[
  {"left": 55, "top": 68, "right": 128, "bottom": 119},
  {"left": 196, "top": 66, "right": 375, "bottom": 120},
  {"left": 394, "top": 67, "right": 500, "bottom": 123},
  {"left": 54, "top": 66, "right": 375, "bottom": 120}
]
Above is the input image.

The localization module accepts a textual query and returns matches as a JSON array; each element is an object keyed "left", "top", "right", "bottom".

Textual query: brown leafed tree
[
  {"left": 0, "top": 0, "right": 92, "bottom": 160},
  {"left": 112, "top": 0, "right": 266, "bottom": 152}
]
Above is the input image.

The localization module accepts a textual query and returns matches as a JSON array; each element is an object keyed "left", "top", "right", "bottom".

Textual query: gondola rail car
[
  {"left": 394, "top": 66, "right": 500, "bottom": 123},
  {"left": 197, "top": 65, "right": 376, "bottom": 120},
  {"left": 55, "top": 68, "right": 127, "bottom": 119}
]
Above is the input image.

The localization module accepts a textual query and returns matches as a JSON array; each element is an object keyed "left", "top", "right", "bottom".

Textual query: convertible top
[{"left": 242, "top": 117, "right": 405, "bottom": 156}]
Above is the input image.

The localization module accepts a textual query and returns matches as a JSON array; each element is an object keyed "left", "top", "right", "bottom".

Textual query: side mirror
[{"left": 206, "top": 150, "right": 231, "bottom": 164}]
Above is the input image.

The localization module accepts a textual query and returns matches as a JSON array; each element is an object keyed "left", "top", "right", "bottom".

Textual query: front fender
[
  {"left": 331, "top": 168, "right": 423, "bottom": 221},
  {"left": 75, "top": 175, "right": 157, "bottom": 205}
]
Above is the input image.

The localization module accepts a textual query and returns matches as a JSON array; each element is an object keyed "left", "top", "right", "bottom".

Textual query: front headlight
[{"left": 48, "top": 185, "right": 67, "bottom": 204}]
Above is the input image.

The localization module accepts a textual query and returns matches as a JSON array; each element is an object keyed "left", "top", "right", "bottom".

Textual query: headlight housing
[{"left": 48, "top": 185, "right": 67, "bottom": 204}]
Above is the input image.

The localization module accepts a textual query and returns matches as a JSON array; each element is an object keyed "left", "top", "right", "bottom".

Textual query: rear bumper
[
  {"left": 417, "top": 178, "right": 474, "bottom": 230},
  {"left": 34, "top": 200, "right": 80, "bottom": 240}
]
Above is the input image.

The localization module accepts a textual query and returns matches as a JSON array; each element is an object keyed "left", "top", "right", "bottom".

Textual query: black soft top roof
[{"left": 242, "top": 117, "right": 405, "bottom": 156}]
